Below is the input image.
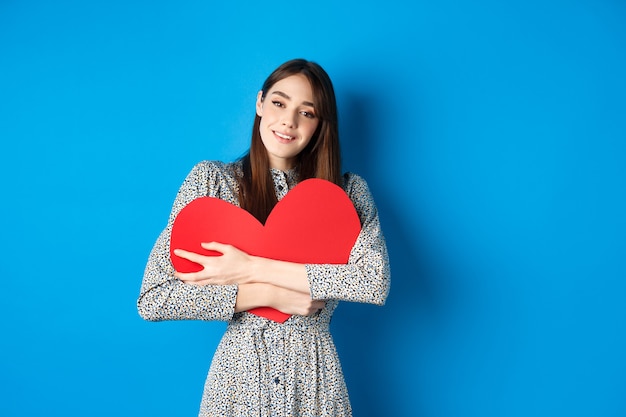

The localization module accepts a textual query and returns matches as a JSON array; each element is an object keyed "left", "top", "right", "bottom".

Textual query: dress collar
[{"left": 270, "top": 166, "right": 298, "bottom": 182}]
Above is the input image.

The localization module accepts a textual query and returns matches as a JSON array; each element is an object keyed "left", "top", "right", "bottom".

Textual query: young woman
[{"left": 138, "top": 59, "right": 390, "bottom": 417}]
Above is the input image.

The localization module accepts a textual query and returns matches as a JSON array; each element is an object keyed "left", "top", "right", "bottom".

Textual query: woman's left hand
[{"left": 173, "top": 242, "right": 253, "bottom": 286}]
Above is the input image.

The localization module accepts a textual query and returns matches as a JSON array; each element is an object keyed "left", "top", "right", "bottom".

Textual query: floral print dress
[{"left": 138, "top": 161, "right": 390, "bottom": 417}]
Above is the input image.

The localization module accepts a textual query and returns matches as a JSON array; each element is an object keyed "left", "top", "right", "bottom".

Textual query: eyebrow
[{"left": 271, "top": 90, "right": 315, "bottom": 108}]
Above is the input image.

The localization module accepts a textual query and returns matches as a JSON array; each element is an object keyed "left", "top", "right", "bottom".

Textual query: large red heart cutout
[{"left": 170, "top": 178, "right": 362, "bottom": 323}]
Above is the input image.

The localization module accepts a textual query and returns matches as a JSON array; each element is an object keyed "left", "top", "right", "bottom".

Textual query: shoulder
[
  {"left": 342, "top": 172, "right": 371, "bottom": 197},
  {"left": 180, "top": 160, "right": 241, "bottom": 202},
  {"left": 176, "top": 160, "right": 239, "bottom": 195},
  {"left": 189, "top": 160, "right": 237, "bottom": 176},
  {"left": 342, "top": 172, "right": 378, "bottom": 220},
  {"left": 185, "top": 160, "right": 241, "bottom": 182}
]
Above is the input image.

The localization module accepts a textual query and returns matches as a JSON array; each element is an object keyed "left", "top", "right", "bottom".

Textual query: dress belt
[{"left": 227, "top": 312, "right": 331, "bottom": 333}]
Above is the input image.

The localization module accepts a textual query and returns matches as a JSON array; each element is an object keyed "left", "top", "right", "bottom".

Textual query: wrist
[
  {"left": 253, "top": 282, "right": 271, "bottom": 306},
  {"left": 235, "top": 283, "right": 273, "bottom": 312},
  {"left": 248, "top": 255, "right": 269, "bottom": 284}
]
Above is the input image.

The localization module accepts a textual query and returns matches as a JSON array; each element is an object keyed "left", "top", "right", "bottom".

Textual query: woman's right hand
[{"left": 270, "top": 286, "right": 325, "bottom": 316}]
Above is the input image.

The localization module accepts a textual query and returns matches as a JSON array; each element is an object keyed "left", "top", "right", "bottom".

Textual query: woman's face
[{"left": 256, "top": 74, "right": 319, "bottom": 171}]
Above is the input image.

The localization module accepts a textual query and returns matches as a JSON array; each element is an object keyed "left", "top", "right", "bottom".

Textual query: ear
[{"left": 255, "top": 91, "right": 264, "bottom": 117}]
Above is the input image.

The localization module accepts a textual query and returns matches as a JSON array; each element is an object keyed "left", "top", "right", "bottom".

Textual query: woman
[{"left": 138, "top": 59, "right": 390, "bottom": 417}]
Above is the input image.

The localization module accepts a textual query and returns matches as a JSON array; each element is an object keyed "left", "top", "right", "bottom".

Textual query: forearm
[
  {"left": 243, "top": 228, "right": 390, "bottom": 305},
  {"left": 244, "top": 236, "right": 390, "bottom": 305},
  {"left": 300, "top": 174, "right": 391, "bottom": 305},
  {"left": 138, "top": 279, "right": 238, "bottom": 321},
  {"left": 234, "top": 283, "right": 272, "bottom": 312},
  {"left": 236, "top": 282, "right": 323, "bottom": 316},
  {"left": 248, "top": 256, "right": 311, "bottom": 294},
  {"left": 306, "top": 262, "right": 390, "bottom": 305},
  {"left": 138, "top": 230, "right": 238, "bottom": 322}
]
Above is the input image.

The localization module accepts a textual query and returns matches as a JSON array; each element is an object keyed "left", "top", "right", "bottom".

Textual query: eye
[
  {"left": 272, "top": 100, "right": 284, "bottom": 108},
  {"left": 300, "top": 110, "right": 316, "bottom": 119}
]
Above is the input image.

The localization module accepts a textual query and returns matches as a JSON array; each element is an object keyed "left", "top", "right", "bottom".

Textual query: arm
[
  {"left": 174, "top": 174, "right": 390, "bottom": 306},
  {"left": 137, "top": 162, "right": 239, "bottom": 322},
  {"left": 235, "top": 283, "right": 324, "bottom": 316},
  {"left": 138, "top": 161, "right": 323, "bottom": 321},
  {"left": 173, "top": 244, "right": 311, "bottom": 294},
  {"left": 304, "top": 174, "right": 390, "bottom": 305}
]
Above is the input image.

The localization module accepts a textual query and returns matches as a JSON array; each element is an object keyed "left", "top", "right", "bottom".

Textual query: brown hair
[{"left": 238, "top": 59, "right": 342, "bottom": 223}]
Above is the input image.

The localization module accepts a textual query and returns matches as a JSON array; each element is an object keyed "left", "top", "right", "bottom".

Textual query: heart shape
[{"left": 170, "top": 178, "right": 362, "bottom": 323}]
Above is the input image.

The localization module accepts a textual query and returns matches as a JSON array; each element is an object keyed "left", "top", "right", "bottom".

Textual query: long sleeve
[
  {"left": 137, "top": 161, "right": 239, "bottom": 322},
  {"left": 305, "top": 173, "right": 391, "bottom": 305}
]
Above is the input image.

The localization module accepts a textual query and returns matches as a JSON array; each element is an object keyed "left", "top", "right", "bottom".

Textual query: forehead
[{"left": 268, "top": 74, "right": 315, "bottom": 105}]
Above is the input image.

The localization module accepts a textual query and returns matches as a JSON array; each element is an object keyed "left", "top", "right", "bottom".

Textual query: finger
[
  {"left": 174, "top": 270, "right": 205, "bottom": 283},
  {"left": 173, "top": 249, "right": 212, "bottom": 264},
  {"left": 200, "top": 241, "right": 231, "bottom": 252},
  {"left": 178, "top": 277, "right": 213, "bottom": 286},
  {"left": 312, "top": 301, "right": 325, "bottom": 310}
]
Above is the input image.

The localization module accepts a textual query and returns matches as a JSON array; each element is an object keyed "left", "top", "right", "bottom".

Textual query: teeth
[{"left": 275, "top": 132, "right": 294, "bottom": 140}]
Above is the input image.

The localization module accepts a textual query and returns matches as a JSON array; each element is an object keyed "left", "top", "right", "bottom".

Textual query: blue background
[{"left": 1, "top": 1, "right": 625, "bottom": 416}]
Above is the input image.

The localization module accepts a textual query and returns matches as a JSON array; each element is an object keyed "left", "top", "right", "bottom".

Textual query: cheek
[
  {"left": 305, "top": 121, "right": 320, "bottom": 139},
  {"left": 259, "top": 112, "right": 273, "bottom": 132},
  {"left": 262, "top": 103, "right": 280, "bottom": 119}
]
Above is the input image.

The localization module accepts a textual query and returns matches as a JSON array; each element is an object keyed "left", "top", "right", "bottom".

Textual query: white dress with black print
[{"left": 138, "top": 160, "right": 390, "bottom": 417}]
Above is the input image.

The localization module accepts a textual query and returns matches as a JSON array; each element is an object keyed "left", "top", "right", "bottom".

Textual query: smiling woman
[
  {"left": 137, "top": 59, "right": 391, "bottom": 417},
  {"left": 256, "top": 74, "right": 320, "bottom": 171}
]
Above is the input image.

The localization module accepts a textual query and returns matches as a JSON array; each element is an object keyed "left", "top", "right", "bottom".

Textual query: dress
[{"left": 138, "top": 161, "right": 391, "bottom": 417}]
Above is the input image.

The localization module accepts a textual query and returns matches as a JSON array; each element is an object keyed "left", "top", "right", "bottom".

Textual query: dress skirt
[{"left": 199, "top": 309, "right": 351, "bottom": 417}]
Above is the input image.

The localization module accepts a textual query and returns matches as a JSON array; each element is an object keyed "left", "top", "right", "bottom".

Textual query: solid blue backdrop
[{"left": 1, "top": 1, "right": 625, "bottom": 416}]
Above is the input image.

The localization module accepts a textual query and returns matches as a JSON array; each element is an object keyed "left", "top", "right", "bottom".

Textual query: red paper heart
[{"left": 170, "top": 178, "right": 362, "bottom": 323}]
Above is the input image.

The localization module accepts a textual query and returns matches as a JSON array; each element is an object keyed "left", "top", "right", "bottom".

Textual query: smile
[{"left": 274, "top": 131, "right": 295, "bottom": 141}]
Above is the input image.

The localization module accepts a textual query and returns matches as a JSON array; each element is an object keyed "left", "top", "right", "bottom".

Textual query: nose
[{"left": 281, "top": 110, "right": 297, "bottom": 128}]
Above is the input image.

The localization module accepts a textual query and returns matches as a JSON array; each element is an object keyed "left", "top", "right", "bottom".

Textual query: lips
[{"left": 274, "top": 131, "right": 295, "bottom": 142}]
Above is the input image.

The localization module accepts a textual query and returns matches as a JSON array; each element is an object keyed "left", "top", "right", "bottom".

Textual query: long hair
[{"left": 238, "top": 59, "right": 342, "bottom": 223}]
